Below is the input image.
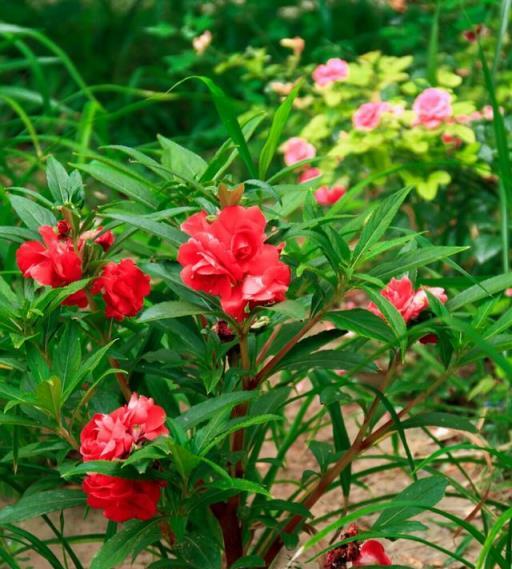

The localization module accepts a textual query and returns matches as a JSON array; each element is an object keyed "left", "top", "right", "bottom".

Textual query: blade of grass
[{"left": 427, "top": 0, "right": 441, "bottom": 85}]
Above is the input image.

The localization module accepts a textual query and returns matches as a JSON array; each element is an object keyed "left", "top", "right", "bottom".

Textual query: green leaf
[
  {"left": 259, "top": 80, "right": 303, "bottom": 179},
  {"left": 326, "top": 309, "right": 395, "bottom": 344},
  {"left": 9, "top": 194, "right": 56, "bottom": 230},
  {"left": 186, "top": 76, "right": 257, "bottom": 178},
  {"left": 369, "top": 246, "right": 467, "bottom": 281},
  {"left": 400, "top": 412, "right": 477, "bottom": 433},
  {"left": 352, "top": 187, "right": 412, "bottom": 266},
  {"left": 106, "top": 213, "right": 185, "bottom": 246},
  {"left": 76, "top": 160, "right": 158, "bottom": 209},
  {"left": 34, "top": 377, "right": 62, "bottom": 419},
  {"left": 231, "top": 556, "right": 265, "bottom": 569},
  {"left": 0, "top": 490, "right": 86, "bottom": 524},
  {"left": 139, "top": 300, "right": 208, "bottom": 323},
  {"left": 274, "top": 349, "right": 377, "bottom": 374},
  {"left": 364, "top": 287, "right": 407, "bottom": 354},
  {"left": 210, "top": 477, "right": 271, "bottom": 497},
  {"left": 264, "top": 299, "right": 308, "bottom": 321},
  {"left": 373, "top": 476, "right": 448, "bottom": 529},
  {"left": 46, "top": 156, "right": 70, "bottom": 203},
  {"left": 174, "top": 392, "right": 258, "bottom": 431},
  {"left": 91, "top": 520, "right": 162, "bottom": 569},
  {"left": 446, "top": 273, "right": 512, "bottom": 311},
  {"left": 158, "top": 135, "right": 208, "bottom": 179}
]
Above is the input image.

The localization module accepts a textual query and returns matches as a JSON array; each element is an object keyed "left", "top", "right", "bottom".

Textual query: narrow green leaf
[
  {"left": 259, "top": 80, "right": 303, "bottom": 179},
  {"left": 0, "top": 490, "right": 86, "bottom": 524},
  {"left": 139, "top": 300, "right": 208, "bottom": 323}
]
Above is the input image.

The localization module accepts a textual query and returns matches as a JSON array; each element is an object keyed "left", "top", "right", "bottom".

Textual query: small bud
[
  {"left": 57, "top": 220, "right": 72, "bottom": 237},
  {"left": 218, "top": 183, "right": 244, "bottom": 208}
]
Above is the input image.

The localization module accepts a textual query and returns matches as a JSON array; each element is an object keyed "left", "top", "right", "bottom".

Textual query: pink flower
[
  {"left": 124, "top": 393, "right": 169, "bottom": 442},
  {"left": 80, "top": 408, "right": 134, "bottom": 462},
  {"left": 482, "top": 105, "right": 494, "bottom": 120},
  {"left": 315, "top": 186, "right": 346, "bottom": 206},
  {"left": 353, "top": 102, "right": 390, "bottom": 131},
  {"left": 413, "top": 88, "right": 452, "bottom": 129},
  {"left": 79, "top": 393, "right": 168, "bottom": 462},
  {"left": 299, "top": 167, "right": 321, "bottom": 184},
  {"left": 283, "top": 137, "right": 316, "bottom": 166},
  {"left": 353, "top": 540, "right": 392, "bottom": 566},
  {"left": 368, "top": 277, "right": 447, "bottom": 324},
  {"left": 312, "top": 58, "right": 349, "bottom": 87},
  {"left": 505, "top": 288, "right": 512, "bottom": 297}
]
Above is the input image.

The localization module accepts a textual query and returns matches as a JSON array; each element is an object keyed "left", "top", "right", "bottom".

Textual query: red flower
[
  {"left": 315, "top": 185, "right": 346, "bottom": 206},
  {"left": 82, "top": 474, "right": 163, "bottom": 522},
  {"left": 62, "top": 289, "right": 89, "bottom": 308},
  {"left": 368, "top": 277, "right": 447, "bottom": 324},
  {"left": 80, "top": 227, "right": 115, "bottom": 251},
  {"left": 124, "top": 393, "right": 169, "bottom": 442},
  {"left": 16, "top": 226, "right": 82, "bottom": 288},
  {"left": 92, "top": 259, "right": 151, "bottom": 320},
  {"left": 80, "top": 408, "right": 134, "bottom": 462},
  {"left": 80, "top": 393, "right": 168, "bottom": 462},
  {"left": 178, "top": 206, "right": 290, "bottom": 321},
  {"left": 353, "top": 540, "right": 392, "bottom": 566}
]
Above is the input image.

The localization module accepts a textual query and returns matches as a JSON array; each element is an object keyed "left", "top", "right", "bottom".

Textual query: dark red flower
[
  {"left": 16, "top": 226, "right": 82, "bottom": 288},
  {"left": 91, "top": 259, "right": 151, "bottom": 320},
  {"left": 82, "top": 474, "right": 163, "bottom": 522}
]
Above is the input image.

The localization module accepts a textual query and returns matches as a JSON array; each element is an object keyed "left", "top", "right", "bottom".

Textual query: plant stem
[{"left": 261, "top": 354, "right": 400, "bottom": 566}]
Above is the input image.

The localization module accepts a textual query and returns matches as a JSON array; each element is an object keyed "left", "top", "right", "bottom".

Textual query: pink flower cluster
[
  {"left": 312, "top": 58, "right": 349, "bottom": 87},
  {"left": 80, "top": 394, "right": 168, "bottom": 522},
  {"left": 178, "top": 206, "right": 291, "bottom": 322}
]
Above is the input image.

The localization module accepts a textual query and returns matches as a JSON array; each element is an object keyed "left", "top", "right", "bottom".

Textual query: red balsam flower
[
  {"left": 82, "top": 474, "right": 163, "bottom": 522},
  {"left": 353, "top": 540, "right": 392, "bottom": 566},
  {"left": 92, "top": 259, "right": 151, "bottom": 320},
  {"left": 177, "top": 205, "right": 290, "bottom": 321},
  {"left": 17, "top": 225, "right": 82, "bottom": 289},
  {"left": 80, "top": 393, "right": 168, "bottom": 522},
  {"left": 368, "top": 276, "right": 447, "bottom": 324},
  {"left": 80, "top": 393, "right": 168, "bottom": 462}
]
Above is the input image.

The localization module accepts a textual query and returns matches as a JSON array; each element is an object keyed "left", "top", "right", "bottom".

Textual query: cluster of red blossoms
[
  {"left": 16, "top": 222, "right": 150, "bottom": 320},
  {"left": 177, "top": 205, "right": 291, "bottom": 321},
  {"left": 80, "top": 394, "right": 168, "bottom": 522},
  {"left": 324, "top": 525, "right": 391, "bottom": 568},
  {"left": 368, "top": 276, "right": 447, "bottom": 342}
]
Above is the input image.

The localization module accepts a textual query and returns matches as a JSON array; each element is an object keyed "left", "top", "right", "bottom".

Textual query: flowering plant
[{"left": 0, "top": 77, "right": 510, "bottom": 569}]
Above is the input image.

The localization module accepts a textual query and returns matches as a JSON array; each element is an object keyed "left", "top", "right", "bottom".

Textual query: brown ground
[{"left": 1, "top": 398, "right": 503, "bottom": 569}]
